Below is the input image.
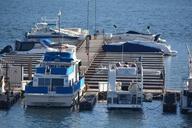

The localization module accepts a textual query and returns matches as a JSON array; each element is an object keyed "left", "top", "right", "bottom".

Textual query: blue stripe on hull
[{"left": 25, "top": 86, "right": 48, "bottom": 94}]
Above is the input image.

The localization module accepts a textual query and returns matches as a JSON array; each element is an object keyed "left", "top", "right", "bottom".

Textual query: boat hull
[
  {"left": 103, "top": 41, "right": 177, "bottom": 55},
  {"left": 107, "top": 104, "right": 142, "bottom": 109},
  {"left": 25, "top": 93, "right": 79, "bottom": 107},
  {"left": 103, "top": 42, "right": 162, "bottom": 53}
]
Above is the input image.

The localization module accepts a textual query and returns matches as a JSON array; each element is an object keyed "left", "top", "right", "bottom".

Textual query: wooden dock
[
  {"left": 0, "top": 36, "right": 165, "bottom": 94},
  {"left": 84, "top": 52, "right": 165, "bottom": 94},
  {"left": 0, "top": 53, "right": 43, "bottom": 75}
]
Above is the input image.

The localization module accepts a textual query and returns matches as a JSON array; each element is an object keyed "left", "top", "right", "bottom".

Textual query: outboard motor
[
  {"left": 154, "top": 34, "right": 161, "bottom": 42},
  {"left": 0, "top": 45, "right": 13, "bottom": 54}
]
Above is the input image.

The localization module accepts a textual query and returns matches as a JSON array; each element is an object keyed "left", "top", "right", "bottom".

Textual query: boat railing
[{"left": 108, "top": 93, "right": 142, "bottom": 105}]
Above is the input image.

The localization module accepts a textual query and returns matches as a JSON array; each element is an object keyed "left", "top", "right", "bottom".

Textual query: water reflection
[{"left": 24, "top": 107, "right": 80, "bottom": 128}]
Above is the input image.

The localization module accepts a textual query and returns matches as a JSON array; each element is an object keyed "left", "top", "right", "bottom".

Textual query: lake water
[{"left": 0, "top": 0, "right": 192, "bottom": 127}]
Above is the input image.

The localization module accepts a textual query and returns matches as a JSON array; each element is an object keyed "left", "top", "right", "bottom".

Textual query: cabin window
[
  {"left": 64, "top": 78, "right": 68, "bottom": 86},
  {"left": 15, "top": 41, "right": 35, "bottom": 51},
  {"left": 38, "top": 78, "right": 51, "bottom": 87},
  {"left": 33, "top": 43, "right": 43, "bottom": 49},
  {"left": 51, "top": 78, "right": 64, "bottom": 91},
  {"left": 107, "top": 98, "right": 112, "bottom": 104}
]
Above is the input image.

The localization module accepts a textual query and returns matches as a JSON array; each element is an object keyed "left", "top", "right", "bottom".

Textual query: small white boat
[
  {"left": 26, "top": 13, "right": 89, "bottom": 40},
  {"left": 24, "top": 44, "right": 85, "bottom": 107},
  {"left": 107, "top": 62, "right": 143, "bottom": 109},
  {"left": 14, "top": 39, "right": 58, "bottom": 54}
]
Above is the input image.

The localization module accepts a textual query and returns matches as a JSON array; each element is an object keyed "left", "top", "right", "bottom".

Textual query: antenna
[
  {"left": 186, "top": 43, "right": 191, "bottom": 58},
  {"left": 94, "top": 0, "right": 97, "bottom": 33},
  {"left": 87, "top": 1, "right": 90, "bottom": 30},
  {"left": 58, "top": 10, "right": 62, "bottom": 34}
]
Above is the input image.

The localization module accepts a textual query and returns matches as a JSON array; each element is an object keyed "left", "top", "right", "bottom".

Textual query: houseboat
[{"left": 24, "top": 44, "right": 85, "bottom": 107}]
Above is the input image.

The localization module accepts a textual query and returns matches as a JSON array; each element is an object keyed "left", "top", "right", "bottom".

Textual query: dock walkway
[{"left": 85, "top": 52, "right": 165, "bottom": 93}]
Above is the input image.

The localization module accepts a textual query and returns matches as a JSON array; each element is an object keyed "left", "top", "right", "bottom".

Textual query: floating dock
[
  {"left": 79, "top": 92, "right": 97, "bottom": 111},
  {"left": 0, "top": 92, "right": 20, "bottom": 109}
]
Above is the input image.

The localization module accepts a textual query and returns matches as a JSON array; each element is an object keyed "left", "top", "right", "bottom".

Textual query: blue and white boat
[
  {"left": 103, "top": 32, "right": 177, "bottom": 56},
  {"left": 24, "top": 44, "right": 85, "bottom": 107}
]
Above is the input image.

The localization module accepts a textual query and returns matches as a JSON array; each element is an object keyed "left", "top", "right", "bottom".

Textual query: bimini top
[
  {"left": 44, "top": 52, "right": 75, "bottom": 63},
  {"left": 103, "top": 41, "right": 162, "bottom": 53}
]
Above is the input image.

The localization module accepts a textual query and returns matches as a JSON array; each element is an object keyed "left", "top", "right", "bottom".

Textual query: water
[{"left": 0, "top": 0, "right": 192, "bottom": 127}]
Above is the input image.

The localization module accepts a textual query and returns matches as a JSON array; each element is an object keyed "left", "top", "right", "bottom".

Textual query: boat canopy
[
  {"left": 103, "top": 41, "right": 162, "bottom": 52},
  {"left": 44, "top": 52, "right": 74, "bottom": 62}
]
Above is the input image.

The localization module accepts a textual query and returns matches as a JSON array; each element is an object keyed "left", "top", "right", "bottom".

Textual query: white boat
[
  {"left": 26, "top": 13, "right": 89, "bottom": 40},
  {"left": 180, "top": 46, "right": 192, "bottom": 113},
  {"left": 24, "top": 44, "right": 85, "bottom": 107},
  {"left": 103, "top": 31, "right": 177, "bottom": 56},
  {"left": 14, "top": 39, "right": 58, "bottom": 54},
  {"left": 0, "top": 38, "right": 82, "bottom": 55},
  {"left": 107, "top": 62, "right": 143, "bottom": 109}
]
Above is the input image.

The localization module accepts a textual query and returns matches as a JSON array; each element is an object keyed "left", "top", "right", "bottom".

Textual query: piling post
[
  {"left": 78, "top": 91, "right": 80, "bottom": 105},
  {"left": 4, "top": 63, "right": 10, "bottom": 107},
  {"left": 28, "top": 58, "right": 32, "bottom": 80},
  {"left": 86, "top": 35, "right": 90, "bottom": 65}
]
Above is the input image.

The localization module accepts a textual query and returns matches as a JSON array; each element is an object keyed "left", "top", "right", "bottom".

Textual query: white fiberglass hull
[
  {"left": 107, "top": 104, "right": 142, "bottom": 109},
  {"left": 25, "top": 93, "right": 79, "bottom": 107},
  {"left": 134, "top": 41, "right": 177, "bottom": 56}
]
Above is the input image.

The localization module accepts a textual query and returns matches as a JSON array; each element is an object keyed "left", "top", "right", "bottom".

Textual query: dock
[
  {"left": 0, "top": 92, "right": 20, "bottom": 109},
  {"left": 0, "top": 35, "right": 165, "bottom": 96},
  {"left": 79, "top": 92, "right": 97, "bottom": 111},
  {"left": 77, "top": 36, "right": 165, "bottom": 95}
]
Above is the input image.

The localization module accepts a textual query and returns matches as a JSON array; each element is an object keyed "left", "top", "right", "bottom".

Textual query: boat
[
  {"left": 107, "top": 62, "right": 143, "bottom": 109},
  {"left": 24, "top": 44, "right": 85, "bottom": 107},
  {"left": 180, "top": 45, "right": 192, "bottom": 113},
  {"left": 0, "top": 39, "right": 72, "bottom": 55},
  {"left": 25, "top": 13, "right": 89, "bottom": 41},
  {"left": 103, "top": 32, "right": 177, "bottom": 56},
  {"left": 14, "top": 39, "right": 58, "bottom": 54}
]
